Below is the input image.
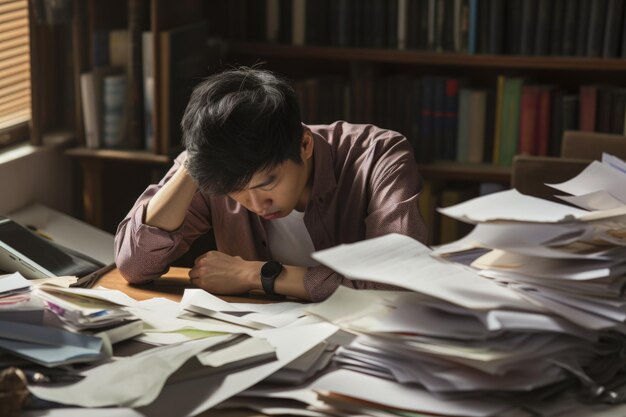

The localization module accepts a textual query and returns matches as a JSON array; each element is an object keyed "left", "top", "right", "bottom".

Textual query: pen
[
  {"left": 22, "top": 369, "right": 84, "bottom": 385},
  {"left": 25, "top": 225, "right": 53, "bottom": 241}
]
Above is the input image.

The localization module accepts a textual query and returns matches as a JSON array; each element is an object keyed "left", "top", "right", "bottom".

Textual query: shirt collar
[{"left": 307, "top": 125, "right": 337, "bottom": 205}]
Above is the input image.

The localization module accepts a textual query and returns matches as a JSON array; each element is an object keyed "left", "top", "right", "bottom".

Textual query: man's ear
[{"left": 301, "top": 130, "right": 314, "bottom": 160}]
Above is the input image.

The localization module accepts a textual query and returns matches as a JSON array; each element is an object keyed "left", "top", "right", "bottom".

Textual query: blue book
[
  {"left": 92, "top": 30, "right": 109, "bottom": 67},
  {"left": 467, "top": 0, "right": 477, "bottom": 54}
]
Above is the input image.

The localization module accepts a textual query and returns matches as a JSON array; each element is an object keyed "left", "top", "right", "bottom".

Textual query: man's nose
[{"left": 248, "top": 191, "right": 268, "bottom": 212}]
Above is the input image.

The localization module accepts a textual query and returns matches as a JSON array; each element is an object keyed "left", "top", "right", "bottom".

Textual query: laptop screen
[{"left": 0, "top": 218, "right": 104, "bottom": 278}]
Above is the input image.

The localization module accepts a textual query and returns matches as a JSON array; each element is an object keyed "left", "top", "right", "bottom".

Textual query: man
[{"left": 115, "top": 67, "right": 427, "bottom": 302}]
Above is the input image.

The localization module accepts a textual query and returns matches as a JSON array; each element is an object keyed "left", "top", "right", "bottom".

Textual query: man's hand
[{"left": 189, "top": 251, "right": 263, "bottom": 295}]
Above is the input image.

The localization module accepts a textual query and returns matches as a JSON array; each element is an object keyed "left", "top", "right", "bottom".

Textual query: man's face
[{"left": 228, "top": 132, "right": 314, "bottom": 219}]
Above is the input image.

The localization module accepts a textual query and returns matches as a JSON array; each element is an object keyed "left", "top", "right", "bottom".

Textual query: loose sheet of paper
[
  {"left": 135, "top": 322, "right": 339, "bottom": 417},
  {"left": 437, "top": 189, "right": 589, "bottom": 224},
  {"left": 547, "top": 160, "right": 626, "bottom": 203},
  {"left": 312, "top": 233, "right": 534, "bottom": 311}
]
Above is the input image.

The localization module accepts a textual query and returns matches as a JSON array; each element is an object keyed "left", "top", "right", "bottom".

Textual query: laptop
[{"left": 0, "top": 216, "right": 110, "bottom": 286}]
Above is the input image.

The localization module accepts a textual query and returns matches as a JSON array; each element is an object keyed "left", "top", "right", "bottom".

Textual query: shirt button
[{"left": 261, "top": 241, "right": 267, "bottom": 247}]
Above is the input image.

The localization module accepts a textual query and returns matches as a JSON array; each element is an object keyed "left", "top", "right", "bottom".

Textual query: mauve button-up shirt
[{"left": 114, "top": 121, "right": 427, "bottom": 301}]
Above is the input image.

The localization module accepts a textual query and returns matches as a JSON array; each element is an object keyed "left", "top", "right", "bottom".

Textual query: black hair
[{"left": 181, "top": 67, "right": 304, "bottom": 194}]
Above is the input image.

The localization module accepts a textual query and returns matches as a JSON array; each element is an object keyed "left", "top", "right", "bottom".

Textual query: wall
[{"left": 0, "top": 144, "right": 73, "bottom": 216}]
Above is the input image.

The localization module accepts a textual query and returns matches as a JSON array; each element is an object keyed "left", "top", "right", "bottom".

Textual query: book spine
[
  {"left": 467, "top": 90, "right": 487, "bottom": 163},
  {"left": 492, "top": 75, "right": 505, "bottom": 164},
  {"left": 602, "top": 0, "right": 625, "bottom": 58},
  {"left": 467, "top": 0, "right": 477, "bottom": 54},
  {"left": 443, "top": 78, "right": 460, "bottom": 160},
  {"left": 586, "top": 0, "right": 608, "bottom": 57},
  {"left": 102, "top": 75, "right": 127, "bottom": 148},
  {"left": 80, "top": 72, "right": 98, "bottom": 149},
  {"left": 519, "top": 0, "right": 537, "bottom": 56},
  {"left": 533, "top": 0, "right": 552, "bottom": 56},
  {"left": 291, "top": 0, "right": 306, "bottom": 45},
  {"left": 397, "top": 0, "right": 408, "bottom": 49},
  {"left": 549, "top": 89, "right": 563, "bottom": 156},
  {"left": 419, "top": 76, "right": 435, "bottom": 162},
  {"left": 561, "top": 0, "right": 578, "bottom": 56},
  {"left": 127, "top": 0, "right": 144, "bottom": 149},
  {"left": 579, "top": 85, "right": 597, "bottom": 132},
  {"left": 266, "top": 0, "right": 280, "bottom": 42},
  {"left": 550, "top": 0, "right": 565, "bottom": 56},
  {"left": 610, "top": 89, "right": 626, "bottom": 134},
  {"left": 488, "top": 0, "right": 504, "bottom": 54},
  {"left": 457, "top": 89, "right": 471, "bottom": 161},
  {"left": 518, "top": 85, "right": 539, "bottom": 155},
  {"left": 498, "top": 77, "right": 523, "bottom": 166},
  {"left": 387, "top": 0, "right": 399, "bottom": 48},
  {"left": 536, "top": 87, "right": 552, "bottom": 156},
  {"left": 575, "top": 0, "right": 591, "bottom": 56}
]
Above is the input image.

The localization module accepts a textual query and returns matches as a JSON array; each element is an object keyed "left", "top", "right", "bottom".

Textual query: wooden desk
[{"left": 97, "top": 267, "right": 271, "bottom": 304}]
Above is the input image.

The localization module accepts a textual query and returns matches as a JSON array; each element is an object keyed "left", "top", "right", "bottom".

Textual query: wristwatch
[{"left": 260, "top": 260, "right": 283, "bottom": 296}]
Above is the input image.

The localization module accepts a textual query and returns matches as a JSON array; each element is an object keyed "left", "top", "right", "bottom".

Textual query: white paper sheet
[
  {"left": 135, "top": 322, "right": 339, "bottom": 417},
  {"left": 29, "top": 334, "right": 234, "bottom": 407},
  {"left": 603, "top": 153, "right": 626, "bottom": 175},
  {"left": 472, "top": 251, "right": 624, "bottom": 280},
  {"left": 127, "top": 298, "right": 252, "bottom": 345},
  {"left": 438, "top": 189, "right": 589, "bottom": 224},
  {"left": 0, "top": 271, "right": 30, "bottom": 295},
  {"left": 547, "top": 160, "right": 626, "bottom": 203},
  {"left": 22, "top": 409, "right": 142, "bottom": 417},
  {"left": 435, "top": 222, "right": 594, "bottom": 256},
  {"left": 197, "top": 336, "right": 275, "bottom": 367},
  {"left": 557, "top": 190, "right": 626, "bottom": 211},
  {"left": 310, "top": 369, "right": 512, "bottom": 417},
  {"left": 0, "top": 319, "right": 103, "bottom": 366},
  {"left": 312, "top": 233, "right": 535, "bottom": 311}
]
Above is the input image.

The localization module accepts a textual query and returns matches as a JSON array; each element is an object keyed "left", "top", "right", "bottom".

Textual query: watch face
[{"left": 262, "top": 260, "right": 282, "bottom": 278}]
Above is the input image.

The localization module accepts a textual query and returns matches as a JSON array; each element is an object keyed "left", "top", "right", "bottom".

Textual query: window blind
[{"left": 0, "top": 0, "right": 29, "bottom": 136}]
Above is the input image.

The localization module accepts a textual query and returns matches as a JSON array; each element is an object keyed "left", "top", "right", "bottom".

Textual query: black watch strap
[{"left": 260, "top": 260, "right": 283, "bottom": 296}]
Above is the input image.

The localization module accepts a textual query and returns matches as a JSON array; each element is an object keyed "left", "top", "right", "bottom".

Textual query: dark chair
[
  {"left": 561, "top": 130, "right": 626, "bottom": 161},
  {"left": 511, "top": 155, "right": 589, "bottom": 202}
]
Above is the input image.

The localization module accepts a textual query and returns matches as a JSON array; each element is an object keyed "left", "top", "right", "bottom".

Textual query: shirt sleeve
[
  {"left": 114, "top": 154, "right": 212, "bottom": 284},
  {"left": 303, "top": 133, "right": 427, "bottom": 301}
]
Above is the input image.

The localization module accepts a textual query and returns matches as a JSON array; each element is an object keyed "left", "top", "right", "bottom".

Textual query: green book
[{"left": 498, "top": 77, "right": 524, "bottom": 166}]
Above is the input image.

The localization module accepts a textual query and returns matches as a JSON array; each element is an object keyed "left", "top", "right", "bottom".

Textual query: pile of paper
[
  {"left": 0, "top": 272, "right": 45, "bottom": 325},
  {"left": 18, "top": 154, "right": 626, "bottom": 416},
  {"left": 287, "top": 153, "right": 626, "bottom": 416}
]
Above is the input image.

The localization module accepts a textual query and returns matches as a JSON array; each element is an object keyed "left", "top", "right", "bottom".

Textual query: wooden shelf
[
  {"left": 419, "top": 162, "right": 511, "bottom": 183},
  {"left": 226, "top": 42, "right": 626, "bottom": 71},
  {"left": 65, "top": 148, "right": 170, "bottom": 164}
]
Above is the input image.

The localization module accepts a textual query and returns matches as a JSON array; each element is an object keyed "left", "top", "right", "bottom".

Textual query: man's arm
[
  {"left": 145, "top": 163, "right": 198, "bottom": 231},
  {"left": 189, "top": 251, "right": 310, "bottom": 300},
  {"left": 114, "top": 153, "right": 212, "bottom": 284}
]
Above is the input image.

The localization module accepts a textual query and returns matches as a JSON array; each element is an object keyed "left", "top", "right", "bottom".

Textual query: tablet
[{"left": 0, "top": 217, "right": 105, "bottom": 280}]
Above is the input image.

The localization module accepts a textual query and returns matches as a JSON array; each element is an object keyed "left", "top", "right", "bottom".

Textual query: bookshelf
[
  {"left": 209, "top": 0, "right": 626, "bottom": 244},
  {"left": 60, "top": 0, "right": 626, "bottom": 241},
  {"left": 66, "top": 0, "right": 210, "bottom": 232},
  {"left": 227, "top": 42, "right": 626, "bottom": 71}
]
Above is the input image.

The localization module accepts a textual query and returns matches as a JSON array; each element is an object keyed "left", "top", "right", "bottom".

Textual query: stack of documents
[
  {"left": 0, "top": 319, "right": 104, "bottom": 367},
  {"left": 33, "top": 285, "right": 144, "bottom": 345},
  {"left": 0, "top": 272, "right": 44, "bottom": 325},
  {"left": 299, "top": 156, "right": 626, "bottom": 416}
]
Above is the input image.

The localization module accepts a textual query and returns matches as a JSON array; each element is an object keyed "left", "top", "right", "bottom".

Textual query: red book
[
  {"left": 535, "top": 87, "right": 552, "bottom": 156},
  {"left": 518, "top": 85, "right": 539, "bottom": 155},
  {"left": 579, "top": 85, "right": 598, "bottom": 131}
]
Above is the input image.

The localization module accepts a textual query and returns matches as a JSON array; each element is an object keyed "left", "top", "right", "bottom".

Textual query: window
[{"left": 0, "top": 0, "right": 30, "bottom": 148}]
